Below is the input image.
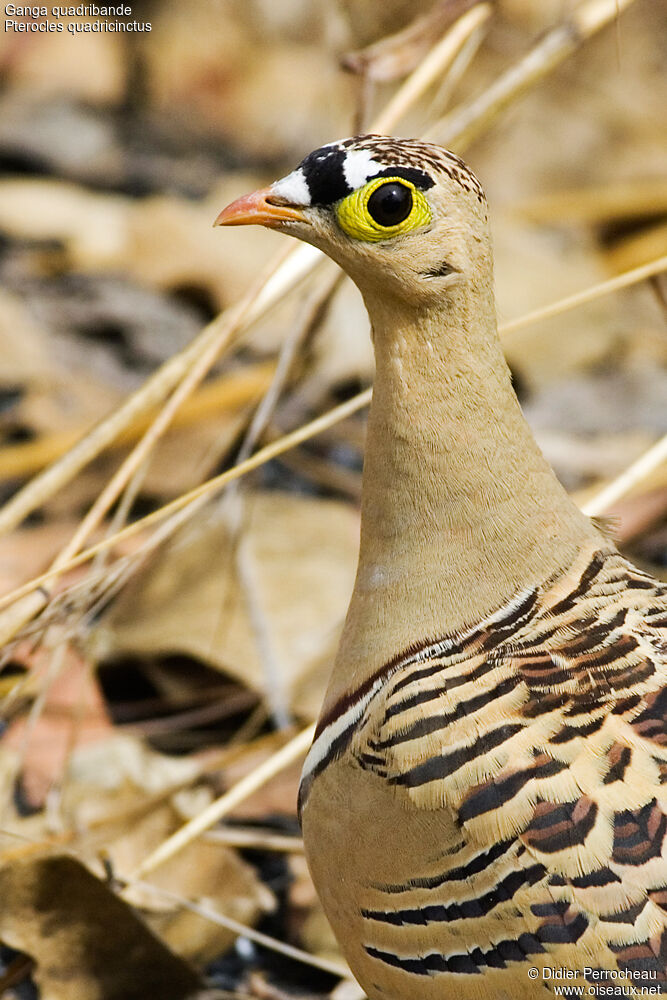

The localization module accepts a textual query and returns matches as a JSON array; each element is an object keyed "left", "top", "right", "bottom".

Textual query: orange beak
[{"left": 214, "top": 186, "right": 306, "bottom": 228}]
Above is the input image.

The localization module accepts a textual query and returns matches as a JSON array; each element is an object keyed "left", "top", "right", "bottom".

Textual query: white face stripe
[
  {"left": 342, "top": 149, "right": 382, "bottom": 191},
  {"left": 301, "top": 680, "right": 383, "bottom": 784},
  {"left": 271, "top": 168, "right": 312, "bottom": 206}
]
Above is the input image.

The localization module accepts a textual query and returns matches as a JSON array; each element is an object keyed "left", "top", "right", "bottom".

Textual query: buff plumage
[{"left": 217, "top": 136, "right": 667, "bottom": 1000}]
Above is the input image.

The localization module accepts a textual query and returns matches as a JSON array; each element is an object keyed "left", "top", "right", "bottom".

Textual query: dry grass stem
[
  {"left": 341, "top": 0, "right": 479, "bottom": 82},
  {"left": 129, "top": 724, "right": 315, "bottom": 879},
  {"left": 583, "top": 434, "right": 667, "bottom": 518},
  {"left": 0, "top": 243, "right": 310, "bottom": 539},
  {"left": 501, "top": 255, "right": 667, "bottom": 339},
  {"left": 427, "top": 14, "right": 489, "bottom": 118},
  {"left": 237, "top": 536, "right": 291, "bottom": 730},
  {"left": 203, "top": 829, "right": 305, "bottom": 854},
  {"left": 224, "top": 272, "right": 345, "bottom": 729},
  {"left": 0, "top": 265, "right": 293, "bottom": 640},
  {"left": 236, "top": 272, "right": 343, "bottom": 466},
  {"left": 0, "top": 307, "right": 239, "bottom": 538},
  {"left": 0, "top": 262, "right": 308, "bottom": 644},
  {"left": 276, "top": 442, "right": 361, "bottom": 501},
  {"left": 0, "top": 393, "right": 372, "bottom": 618},
  {"left": 131, "top": 880, "right": 351, "bottom": 979},
  {"left": 53, "top": 340, "right": 234, "bottom": 570},
  {"left": 428, "top": 0, "right": 638, "bottom": 148},
  {"left": 371, "top": 3, "right": 493, "bottom": 133},
  {"left": 0, "top": 363, "right": 275, "bottom": 482},
  {"left": 90, "top": 452, "right": 152, "bottom": 580}
]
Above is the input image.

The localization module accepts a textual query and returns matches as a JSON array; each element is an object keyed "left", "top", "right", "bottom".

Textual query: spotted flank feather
[{"left": 300, "top": 545, "right": 667, "bottom": 991}]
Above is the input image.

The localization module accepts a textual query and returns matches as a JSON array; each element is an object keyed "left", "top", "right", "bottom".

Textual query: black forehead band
[
  {"left": 299, "top": 147, "right": 435, "bottom": 207},
  {"left": 374, "top": 166, "right": 435, "bottom": 190}
]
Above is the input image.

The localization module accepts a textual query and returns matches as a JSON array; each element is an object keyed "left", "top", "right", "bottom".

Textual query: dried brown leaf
[
  {"left": 37, "top": 735, "right": 276, "bottom": 963},
  {"left": 91, "top": 492, "right": 359, "bottom": 720},
  {"left": 0, "top": 855, "right": 201, "bottom": 1000}
]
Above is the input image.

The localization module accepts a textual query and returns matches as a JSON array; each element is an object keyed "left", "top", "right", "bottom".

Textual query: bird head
[{"left": 215, "top": 135, "right": 490, "bottom": 308}]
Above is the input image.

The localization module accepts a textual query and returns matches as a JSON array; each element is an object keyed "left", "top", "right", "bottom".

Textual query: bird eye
[
  {"left": 366, "top": 182, "right": 413, "bottom": 227},
  {"left": 335, "top": 175, "right": 431, "bottom": 242}
]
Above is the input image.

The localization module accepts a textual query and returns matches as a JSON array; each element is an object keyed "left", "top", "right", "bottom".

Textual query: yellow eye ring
[{"left": 336, "top": 176, "right": 432, "bottom": 243}]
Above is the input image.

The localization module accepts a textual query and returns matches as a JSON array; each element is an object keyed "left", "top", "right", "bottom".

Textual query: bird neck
[{"left": 326, "top": 277, "right": 601, "bottom": 707}]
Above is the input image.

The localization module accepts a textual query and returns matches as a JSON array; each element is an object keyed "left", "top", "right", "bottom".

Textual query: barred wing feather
[{"left": 349, "top": 548, "right": 667, "bottom": 984}]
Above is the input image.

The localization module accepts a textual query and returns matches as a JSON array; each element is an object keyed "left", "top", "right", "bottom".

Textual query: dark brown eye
[{"left": 366, "top": 182, "right": 413, "bottom": 227}]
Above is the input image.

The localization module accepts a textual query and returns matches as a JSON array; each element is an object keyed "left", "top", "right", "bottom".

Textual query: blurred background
[{"left": 0, "top": 1, "right": 665, "bottom": 998}]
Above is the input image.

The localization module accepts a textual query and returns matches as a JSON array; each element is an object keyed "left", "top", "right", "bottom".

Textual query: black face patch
[
  {"left": 296, "top": 141, "right": 435, "bottom": 208},
  {"left": 299, "top": 146, "right": 350, "bottom": 206}
]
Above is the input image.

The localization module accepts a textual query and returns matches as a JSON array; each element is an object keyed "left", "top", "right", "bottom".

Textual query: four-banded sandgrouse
[{"left": 217, "top": 136, "right": 667, "bottom": 1000}]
